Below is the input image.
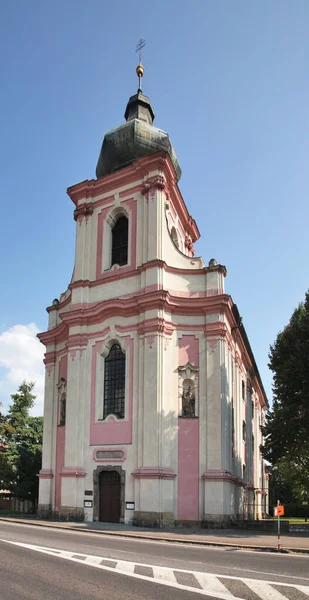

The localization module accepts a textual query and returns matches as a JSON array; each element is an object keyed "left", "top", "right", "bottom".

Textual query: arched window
[
  {"left": 111, "top": 216, "right": 128, "bottom": 267},
  {"left": 104, "top": 344, "right": 125, "bottom": 419},
  {"left": 59, "top": 393, "right": 66, "bottom": 426}
]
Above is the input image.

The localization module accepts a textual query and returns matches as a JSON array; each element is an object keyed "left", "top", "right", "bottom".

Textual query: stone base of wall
[
  {"left": 133, "top": 511, "right": 174, "bottom": 528},
  {"left": 230, "top": 519, "right": 290, "bottom": 532},
  {"left": 56, "top": 506, "right": 85, "bottom": 522},
  {"left": 174, "top": 520, "right": 201, "bottom": 528},
  {"left": 37, "top": 504, "right": 52, "bottom": 519},
  {"left": 202, "top": 514, "right": 238, "bottom": 529}
]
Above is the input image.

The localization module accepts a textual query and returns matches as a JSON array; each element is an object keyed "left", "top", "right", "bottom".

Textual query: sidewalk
[{"left": 1, "top": 516, "right": 309, "bottom": 554}]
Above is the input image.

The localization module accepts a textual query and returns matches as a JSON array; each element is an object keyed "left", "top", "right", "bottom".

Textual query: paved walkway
[{"left": 1, "top": 516, "right": 309, "bottom": 553}]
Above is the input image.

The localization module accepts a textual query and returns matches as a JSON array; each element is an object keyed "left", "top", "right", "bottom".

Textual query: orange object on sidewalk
[{"left": 274, "top": 505, "right": 284, "bottom": 517}]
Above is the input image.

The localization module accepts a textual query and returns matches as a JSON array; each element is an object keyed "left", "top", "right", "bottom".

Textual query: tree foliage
[
  {"left": 262, "top": 291, "right": 309, "bottom": 493},
  {"left": 0, "top": 382, "right": 43, "bottom": 502}
]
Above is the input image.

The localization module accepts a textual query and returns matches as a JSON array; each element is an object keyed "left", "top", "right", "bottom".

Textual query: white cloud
[{"left": 0, "top": 323, "right": 45, "bottom": 416}]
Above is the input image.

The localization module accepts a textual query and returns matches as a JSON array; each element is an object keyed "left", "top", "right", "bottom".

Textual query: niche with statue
[{"left": 178, "top": 363, "right": 199, "bottom": 418}]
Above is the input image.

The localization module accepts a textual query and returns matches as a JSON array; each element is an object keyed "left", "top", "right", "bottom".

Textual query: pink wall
[
  {"left": 178, "top": 335, "right": 199, "bottom": 366},
  {"left": 178, "top": 419, "right": 199, "bottom": 520},
  {"left": 55, "top": 355, "right": 67, "bottom": 511},
  {"left": 55, "top": 426, "right": 65, "bottom": 511},
  {"left": 178, "top": 335, "right": 199, "bottom": 521}
]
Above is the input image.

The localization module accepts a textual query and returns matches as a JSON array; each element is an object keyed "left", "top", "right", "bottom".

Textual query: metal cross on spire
[
  {"left": 135, "top": 39, "right": 146, "bottom": 91},
  {"left": 136, "top": 39, "right": 146, "bottom": 64}
]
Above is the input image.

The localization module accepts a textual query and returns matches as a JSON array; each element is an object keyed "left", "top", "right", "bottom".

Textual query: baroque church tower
[{"left": 38, "top": 59, "right": 268, "bottom": 526}]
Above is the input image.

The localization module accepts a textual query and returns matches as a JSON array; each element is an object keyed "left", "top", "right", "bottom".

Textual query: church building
[{"left": 38, "top": 60, "right": 269, "bottom": 526}]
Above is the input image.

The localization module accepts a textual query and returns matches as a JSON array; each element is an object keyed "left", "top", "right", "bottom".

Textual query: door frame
[{"left": 93, "top": 465, "right": 125, "bottom": 522}]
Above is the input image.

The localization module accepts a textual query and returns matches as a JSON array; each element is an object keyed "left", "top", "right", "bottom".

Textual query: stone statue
[{"left": 182, "top": 385, "right": 195, "bottom": 417}]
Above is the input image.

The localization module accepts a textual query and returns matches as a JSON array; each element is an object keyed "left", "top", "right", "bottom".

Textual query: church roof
[{"left": 96, "top": 66, "right": 181, "bottom": 181}]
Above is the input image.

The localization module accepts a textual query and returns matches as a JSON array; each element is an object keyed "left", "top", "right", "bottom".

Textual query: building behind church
[{"left": 38, "top": 62, "right": 269, "bottom": 526}]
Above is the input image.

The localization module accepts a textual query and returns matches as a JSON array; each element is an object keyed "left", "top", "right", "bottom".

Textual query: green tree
[
  {"left": 262, "top": 291, "right": 309, "bottom": 493},
  {"left": 0, "top": 402, "right": 10, "bottom": 443},
  {"left": 268, "top": 460, "right": 302, "bottom": 506},
  {"left": 3, "top": 382, "right": 43, "bottom": 502},
  {"left": 0, "top": 402, "right": 14, "bottom": 489}
]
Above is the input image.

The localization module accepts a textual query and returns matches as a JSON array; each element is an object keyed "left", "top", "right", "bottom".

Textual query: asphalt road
[{"left": 1, "top": 521, "right": 309, "bottom": 599}]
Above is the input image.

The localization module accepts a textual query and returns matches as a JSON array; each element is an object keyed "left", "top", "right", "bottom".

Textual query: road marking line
[
  {"left": 152, "top": 566, "right": 177, "bottom": 582},
  {"left": 194, "top": 573, "right": 233, "bottom": 595},
  {"left": 116, "top": 560, "right": 136, "bottom": 573},
  {"left": 1, "top": 538, "right": 309, "bottom": 600},
  {"left": 85, "top": 556, "right": 103, "bottom": 565},
  {"left": 0, "top": 539, "right": 244, "bottom": 599},
  {"left": 296, "top": 586, "right": 309, "bottom": 597},
  {"left": 244, "top": 581, "right": 290, "bottom": 600}
]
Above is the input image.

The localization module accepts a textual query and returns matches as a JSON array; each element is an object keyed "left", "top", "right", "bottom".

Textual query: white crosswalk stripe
[
  {"left": 152, "top": 566, "right": 177, "bottom": 582},
  {"left": 116, "top": 560, "right": 136, "bottom": 573},
  {"left": 244, "top": 580, "right": 290, "bottom": 600},
  {"left": 85, "top": 555, "right": 104, "bottom": 565},
  {"left": 296, "top": 586, "right": 309, "bottom": 597},
  {"left": 195, "top": 573, "right": 234, "bottom": 595},
  {"left": 1, "top": 538, "right": 308, "bottom": 600}
]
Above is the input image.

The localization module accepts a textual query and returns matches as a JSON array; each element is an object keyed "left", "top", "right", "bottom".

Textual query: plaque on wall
[
  {"left": 126, "top": 502, "right": 135, "bottom": 510},
  {"left": 96, "top": 450, "right": 124, "bottom": 460},
  {"left": 85, "top": 490, "right": 93, "bottom": 496},
  {"left": 84, "top": 500, "right": 93, "bottom": 508}
]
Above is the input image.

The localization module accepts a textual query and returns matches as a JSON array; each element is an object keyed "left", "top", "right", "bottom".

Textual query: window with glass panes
[
  {"left": 111, "top": 216, "right": 128, "bottom": 266},
  {"left": 103, "top": 344, "right": 125, "bottom": 419}
]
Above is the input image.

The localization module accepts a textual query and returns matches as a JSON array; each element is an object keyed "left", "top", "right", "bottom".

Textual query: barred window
[
  {"left": 111, "top": 216, "right": 128, "bottom": 267},
  {"left": 103, "top": 344, "right": 125, "bottom": 419}
]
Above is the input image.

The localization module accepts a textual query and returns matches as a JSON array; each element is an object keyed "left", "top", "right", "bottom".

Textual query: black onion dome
[{"left": 96, "top": 91, "right": 181, "bottom": 181}]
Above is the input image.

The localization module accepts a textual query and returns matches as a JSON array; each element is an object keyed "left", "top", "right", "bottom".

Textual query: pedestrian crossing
[{"left": 2, "top": 539, "right": 309, "bottom": 600}]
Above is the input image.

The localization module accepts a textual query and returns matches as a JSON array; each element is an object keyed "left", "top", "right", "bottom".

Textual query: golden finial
[{"left": 135, "top": 39, "right": 146, "bottom": 91}]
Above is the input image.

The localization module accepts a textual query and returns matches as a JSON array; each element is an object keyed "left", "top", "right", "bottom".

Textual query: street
[{"left": 0, "top": 521, "right": 309, "bottom": 599}]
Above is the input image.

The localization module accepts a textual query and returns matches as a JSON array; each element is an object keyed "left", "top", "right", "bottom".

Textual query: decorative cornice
[
  {"left": 60, "top": 467, "right": 86, "bottom": 478},
  {"left": 202, "top": 470, "right": 243, "bottom": 487},
  {"left": 38, "top": 321, "right": 69, "bottom": 347},
  {"left": 137, "top": 317, "right": 175, "bottom": 337},
  {"left": 67, "top": 152, "right": 200, "bottom": 243},
  {"left": 59, "top": 291, "right": 231, "bottom": 328},
  {"left": 132, "top": 467, "right": 176, "bottom": 480},
  {"left": 141, "top": 175, "right": 166, "bottom": 197},
  {"left": 38, "top": 469, "right": 54, "bottom": 479},
  {"left": 204, "top": 321, "right": 228, "bottom": 338},
  {"left": 38, "top": 293, "right": 231, "bottom": 348},
  {"left": 73, "top": 203, "right": 94, "bottom": 222},
  {"left": 178, "top": 362, "right": 199, "bottom": 374}
]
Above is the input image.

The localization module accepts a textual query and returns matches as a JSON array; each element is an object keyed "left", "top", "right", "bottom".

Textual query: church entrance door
[{"left": 99, "top": 470, "right": 121, "bottom": 522}]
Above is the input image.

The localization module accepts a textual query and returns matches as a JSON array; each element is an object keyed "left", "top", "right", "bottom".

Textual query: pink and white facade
[{"left": 38, "top": 86, "right": 268, "bottom": 526}]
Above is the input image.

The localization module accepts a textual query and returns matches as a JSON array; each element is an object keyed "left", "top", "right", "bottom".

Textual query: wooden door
[{"left": 99, "top": 470, "right": 121, "bottom": 523}]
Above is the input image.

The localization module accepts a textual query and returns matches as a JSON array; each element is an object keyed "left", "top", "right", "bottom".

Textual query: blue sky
[{"left": 0, "top": 1, "right": 308, "bottom": 413}]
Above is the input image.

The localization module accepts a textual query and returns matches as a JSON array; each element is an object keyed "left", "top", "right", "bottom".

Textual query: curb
[{"left": 0, "top": 517, "right": 308, "bottom": 555}]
